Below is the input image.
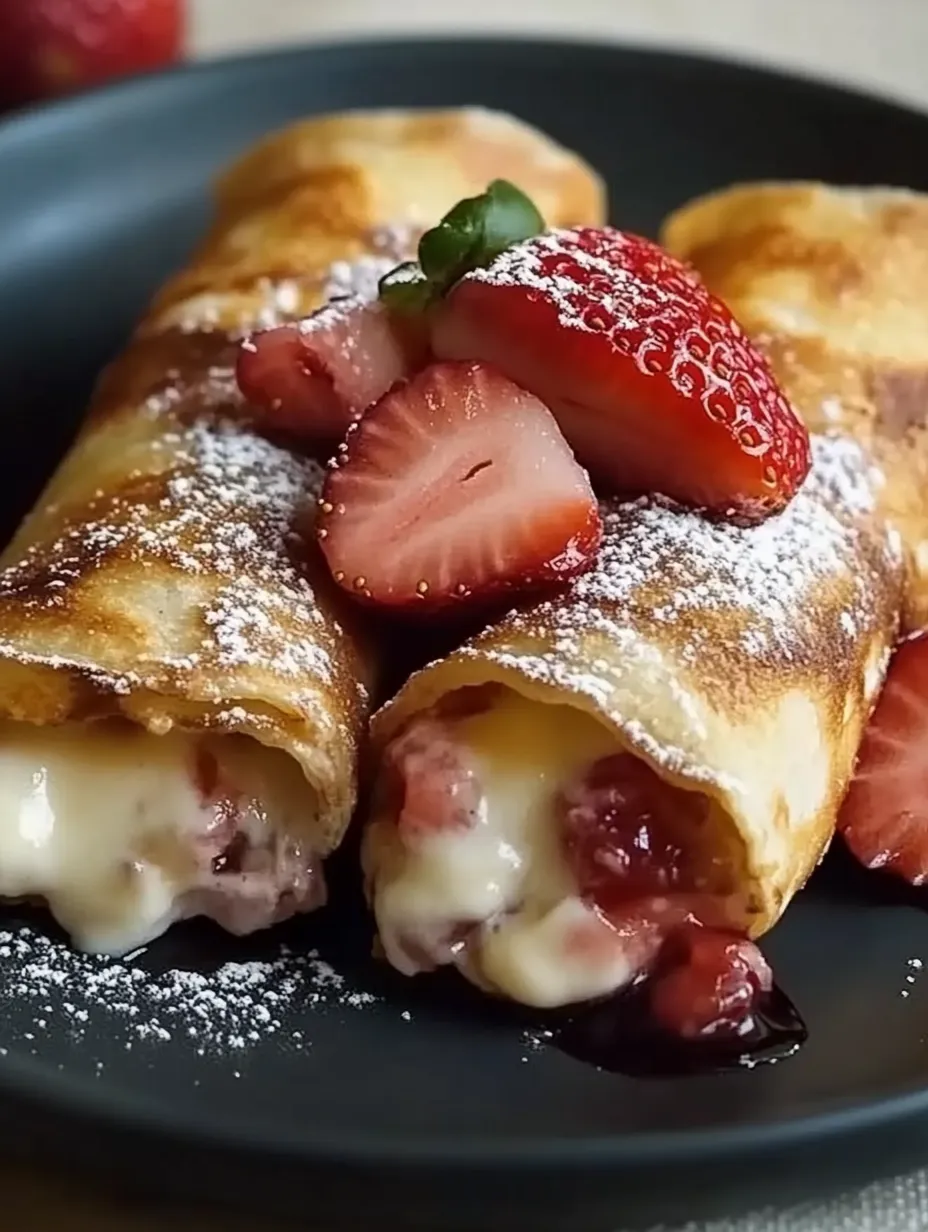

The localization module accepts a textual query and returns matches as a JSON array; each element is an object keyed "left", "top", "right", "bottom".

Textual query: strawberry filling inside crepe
[
  {"left": 367, "top": 688, "right": 770, "bottom": 1035},
  {"left": 0, "top": 722, "right": 323, "bottom": 954}
]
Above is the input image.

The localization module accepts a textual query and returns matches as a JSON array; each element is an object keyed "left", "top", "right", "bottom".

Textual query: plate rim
[
  {"left": 2, "top": 32, "right": 928, "bottom": 1181},
  {"left": 7, "top": 1039, "right": 928, "bottom": 1171},
  {"left": 2, "top": 31, "right": 928, "bottom": 154}
]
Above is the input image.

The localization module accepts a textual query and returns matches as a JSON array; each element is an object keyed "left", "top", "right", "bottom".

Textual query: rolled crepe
[
  {"left": 661, "top": 182, "right": 928, "bottom": 629},
  {"left": 0, "top": 108, "right": 604, "bottom": 955},
  {"left": 363, "top": 436, "right": 902, "bottom": 1008}
]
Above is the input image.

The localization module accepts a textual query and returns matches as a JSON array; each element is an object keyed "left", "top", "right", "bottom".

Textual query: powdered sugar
[
  {"left": 0, "top": 418, "right": 351, "bottom": 695},
  {"left": 324, "top": 256, "right": 400, "bottom": 305},
  {"left": 142, "top": 365, "right": 240, "bottom": 419},
  {"left": 323, "top": 224, "right": 414, "bottom": 304},
  {"left": 171, "top": 222, "right": 413, "bottom": 334},
  {"left": 0, "top": 923, "right": 378, "bottom": 1060},
  {"left": 520, "top": 1024, "right": 555, "bottom": 1058},
  {"left": 467, "top": 227, "right": 654, "bottom": 333},
  {"left": 455, "top": 434, "right": 899, "bottom": 782},
  {"left": 563, "top": 433, "right": 884, "bottom": 663},
  {"left": 253, "top": 277, "right": 302, "bottom": 328}
]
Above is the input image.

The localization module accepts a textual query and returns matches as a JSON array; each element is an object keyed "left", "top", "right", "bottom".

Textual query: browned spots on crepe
[
  {"left": 88, "top": 328, "right": 242, "bottom": 427},
  {"left": 868, "top": 368, "right": 928, "bottom": 439},
  {"left": 751, "top": 331, "right": 872, "bottom": 436},
  {"left": 155, "top": 110, "right": 605, "bottom": 320},
  {"left": 0, "top": 108, "right": 606, "bottom": 850},
  {"left": 210, "top": 109, "right": 605, "bottom": 233},
  {"left": 687, "top": 224, "right": 865, "bottom": 305},
  {"left": 662, "top": 180, "right": 928, "bottom": 629},
  {"left": 369, "top": 432, "right": 902, "bottom": 942},
  {"left": 155, "top": 167, "right": 374, "bottom": 311},
  {"left": 502, "top": 440, "right": 897, "bottom": 722}
]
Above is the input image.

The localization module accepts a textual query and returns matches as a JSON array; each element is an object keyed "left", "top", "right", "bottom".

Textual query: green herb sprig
[{"left": 379, "top": 179, "right": 544, "bottom": 315}]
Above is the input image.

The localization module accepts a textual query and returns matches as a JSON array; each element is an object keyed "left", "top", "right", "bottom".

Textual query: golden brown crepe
[
  {"left": 0, "top": 108, "right": 605, "bottom": 955},
  {"left": 363, "top": 435, "right": 902, "bottom": 1008},
  {"left": 661, "top": 181, "right": 928, "bottom": 629}
]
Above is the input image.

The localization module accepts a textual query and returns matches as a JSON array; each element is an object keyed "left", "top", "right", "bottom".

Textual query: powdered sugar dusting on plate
[
  {"left": 0, "top": 924, "right": 378, "bottom": 1060},
  {"left": 520, "top": 1024, "right": 555, "bottom": 1061}
]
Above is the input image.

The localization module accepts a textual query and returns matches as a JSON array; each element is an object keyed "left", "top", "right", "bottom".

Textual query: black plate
[{"left": 2, "top": 37, "right": 928, "bottom": 1232}]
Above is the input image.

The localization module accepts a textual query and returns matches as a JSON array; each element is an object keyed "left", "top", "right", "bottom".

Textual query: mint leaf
[
  {"left": 378, "top": 180, "right": 545, "bottom": 316},
  {"left": 479, "top": 180, "right": 545, "bottom": 263},
  {"left": 416, "top": 199, "right": 480, "bottom": 282},
  {"left": 378, "top": 262, "right": 435, "bottom": 315}
]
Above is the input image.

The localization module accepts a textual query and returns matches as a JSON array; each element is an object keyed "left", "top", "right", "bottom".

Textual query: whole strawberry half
[
  {"left": 431, "top": 227, "right": 811, "bottom": 523},
  {"left": 0, "top": 0, "right": 184, "bottom": 107},
  {"left": 838, "top": 631, "right": 928, "bottom": 885},
  {"left": 317, "top": 360, "right": 602, "bottom": 614}
]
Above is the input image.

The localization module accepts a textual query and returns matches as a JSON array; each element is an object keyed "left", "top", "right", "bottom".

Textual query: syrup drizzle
[{"left": 553, "top": 979, "right": 807, "bottom": 1077}]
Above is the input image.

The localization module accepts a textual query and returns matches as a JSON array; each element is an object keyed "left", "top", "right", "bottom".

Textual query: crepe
[
  {"left": 0, "top": 108, "right": 605, "bottom": 955},
  {"left": 363, "top": 436, "right": 902, "bottom": 1008},
  {"left": 661, "top": 181, "right": 928, "bottom": 629}
]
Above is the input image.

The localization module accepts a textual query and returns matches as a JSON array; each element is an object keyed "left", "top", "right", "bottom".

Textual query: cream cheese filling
[
  {"left": 371, "top": 689, "right": 749, "bottom": 1009},
  {"left": 0, "top": 720, "right": 316, "bottom": 955},
  {"left": 372, "top": 691, "right": 658, "bottom": 1008}
]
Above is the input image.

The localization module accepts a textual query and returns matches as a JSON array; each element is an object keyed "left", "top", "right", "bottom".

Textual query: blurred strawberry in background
[{"left": 0, "top": 0, "right": 184, "bottom": 109}]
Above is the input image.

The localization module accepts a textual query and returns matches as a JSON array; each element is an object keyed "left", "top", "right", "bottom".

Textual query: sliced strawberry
[
  {"left": 317, "top": 360, "right": 602, "bottom": 612},
  {"left": 237, "top": 297, "right": 428, "bottom": 444},
  {"left": 650, "top": 929, "right": 772, "bottom": 1039},
  {"left": 838, "top": 631, "right": 928, "bottom": 884},
  {"left": 385, "top": 718, "right": 483, "bottom": 847},
  {"left": 431, "top": 227, "right": 811, "bottom": 523}
]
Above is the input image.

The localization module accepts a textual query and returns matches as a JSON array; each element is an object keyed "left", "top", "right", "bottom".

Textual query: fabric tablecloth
[{"left": 9, "top": 1, "right": 928, "bottom": 1228}]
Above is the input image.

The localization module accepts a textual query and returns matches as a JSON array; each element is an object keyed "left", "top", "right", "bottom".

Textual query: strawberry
[
  {"left": 557, "top": 753, "right": 707, "bottom": 912},
  {"left": 317, "top": 360, "right": 602, "bottom": 612},
  {"left": 838, "top": 631, "right": 928, "bottom": 885},
  {"left": 650, "top": 929, "right": 772, "bottom": 1039},
  {"left": 237, "top": 298, "right": 429, "bottom": 445},
  {"left": 0, "top": 0, "right": 184, "bottom": 107},
  {"left": 430, "top": 227, "right": 811, "bottom": 523},
  {"left": 385, "top": 719, "right": 483, "bottom": 848},
  {"left": 193, "top": 745, "right": 220, "bottom": 802}
]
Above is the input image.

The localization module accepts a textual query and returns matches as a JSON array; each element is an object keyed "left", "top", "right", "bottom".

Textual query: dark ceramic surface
[{"left": 1, "top": 38, "right": 928, "bottom": 1231}]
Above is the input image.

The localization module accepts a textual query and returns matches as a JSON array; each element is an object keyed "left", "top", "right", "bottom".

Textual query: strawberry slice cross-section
[
  {"left": 316, "top": 360, "right": 602, "bottom": 613},
  {"left": 431, "top": 226, "right": 811, "bottom": 523},
  {"left": 838, "top": 631, "right": 928, "bottom": 886}
]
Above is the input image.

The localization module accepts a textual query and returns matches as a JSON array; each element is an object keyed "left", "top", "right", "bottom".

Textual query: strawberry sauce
[
  {"left": 386, "top": 726, "right": 806, "bottom": 1072},
  {"left": 554, "top": 974, "right": 806, "bottom": 1077},
  {"left": 557, "top": 752, "right": 706, "bottom": 907},
  {"left": 550, "top": 752, "right": 804, "bottom": 1070}
]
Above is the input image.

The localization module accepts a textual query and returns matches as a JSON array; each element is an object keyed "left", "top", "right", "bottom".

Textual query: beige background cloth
[{"left": 9, "top": 1, "right": 928, "bottom": 1228}]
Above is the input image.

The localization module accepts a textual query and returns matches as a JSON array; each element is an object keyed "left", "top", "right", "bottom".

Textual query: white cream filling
[
  {"left": 373, "top": 691, "right": 660, "bottom": 1008},
  {"left": 0, "top": 721, "right": 314, "bottom": 955}
]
